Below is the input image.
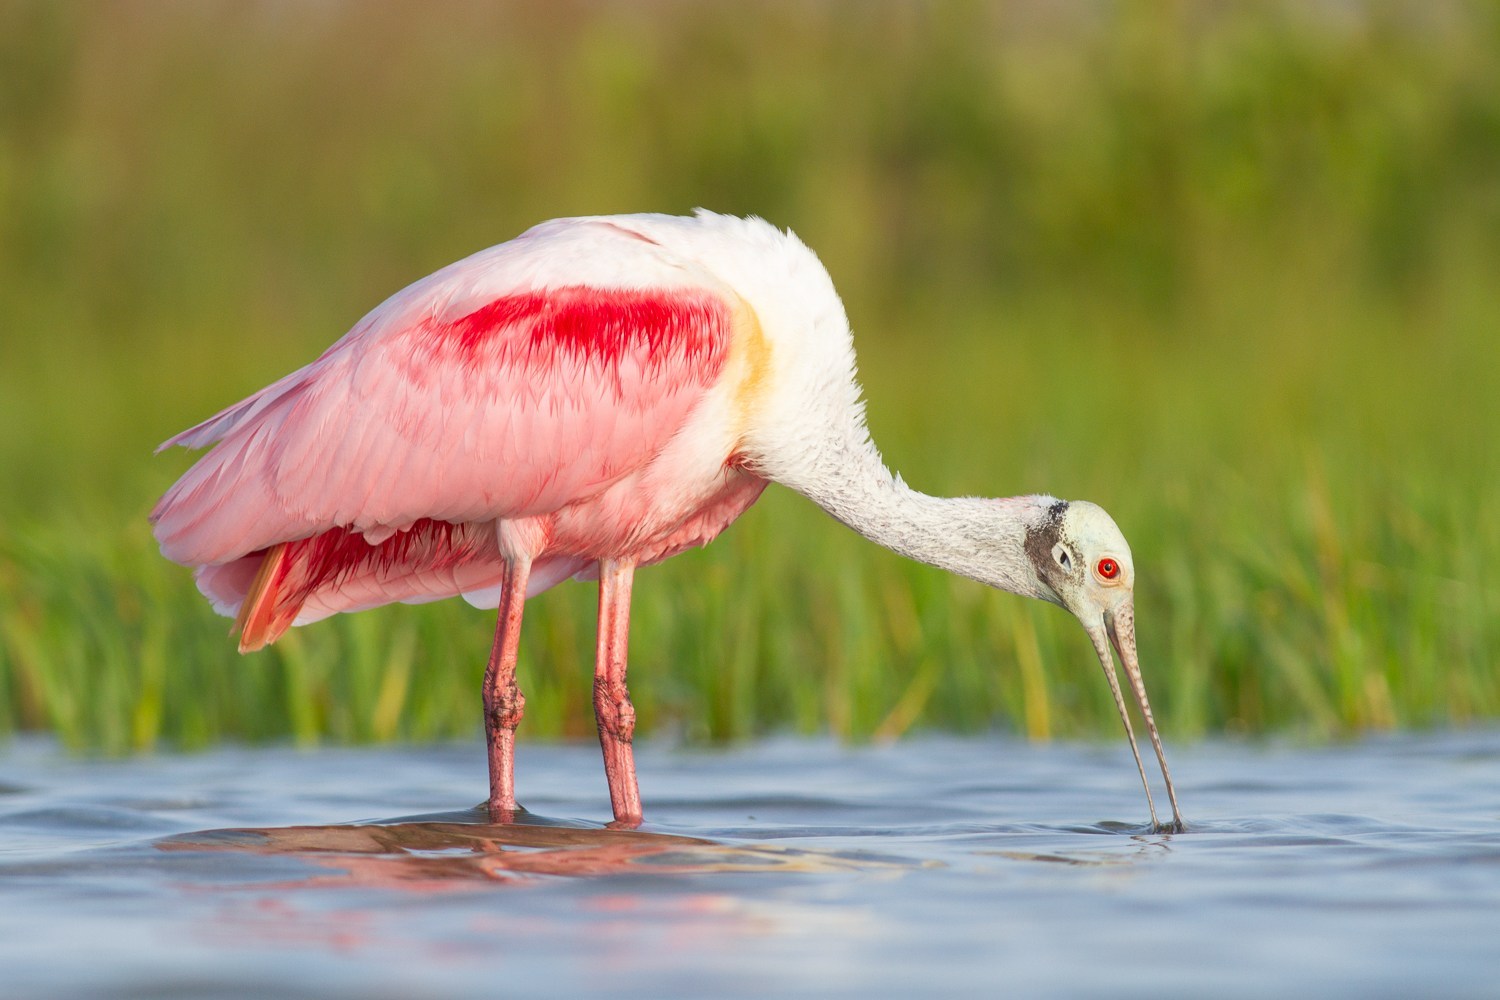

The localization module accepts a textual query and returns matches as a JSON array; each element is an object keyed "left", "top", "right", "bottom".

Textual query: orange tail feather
[{"left": 234, "top": 543, "right": 302, "bottom": 652}]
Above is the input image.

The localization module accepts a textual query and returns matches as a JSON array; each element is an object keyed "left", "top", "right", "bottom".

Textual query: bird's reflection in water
[{"left": 158, "top": 809, "right": 903, "bottom": 890}]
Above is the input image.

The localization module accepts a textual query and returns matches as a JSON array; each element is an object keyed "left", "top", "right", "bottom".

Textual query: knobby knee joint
[
  {"left": 593, "top": 677, "right": 636, "bottom": 743},
  {"left": 485, "top": 681, "right": 526, "bottom": 730}
]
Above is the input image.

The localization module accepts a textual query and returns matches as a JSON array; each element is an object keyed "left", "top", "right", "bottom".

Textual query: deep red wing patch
[{"left": 433, "top": 287, "right": 730, "bottom": 371}]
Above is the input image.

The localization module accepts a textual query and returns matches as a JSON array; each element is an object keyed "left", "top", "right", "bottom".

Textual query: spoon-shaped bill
[
  {"left": 1085, "top": 598, "right": 1185, "bottom": 833},
  {"left": 1106, "top": 599, "right": 1184, "bottom": 831},
  {"left": 1084, "top": 625, "right": 1161, "bottom": 829}
]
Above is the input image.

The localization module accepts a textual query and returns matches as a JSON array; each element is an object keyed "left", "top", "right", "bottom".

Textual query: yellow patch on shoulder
[{"left": 726, "top": 295, "right": 773, "bottom": 441}]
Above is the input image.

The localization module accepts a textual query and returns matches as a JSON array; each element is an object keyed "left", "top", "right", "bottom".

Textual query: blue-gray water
[{"left": 2, "top": 731, "right": 1498, "bottom": 998}]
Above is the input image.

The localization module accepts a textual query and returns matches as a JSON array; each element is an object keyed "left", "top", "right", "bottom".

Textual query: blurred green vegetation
[{"left": 1, "top": 1, "right": 1498, "bottom": 753}]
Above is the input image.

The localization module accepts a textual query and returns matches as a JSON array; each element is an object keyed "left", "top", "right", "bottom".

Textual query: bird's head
[
  {"left": 1026, "top": 499, "right": 1134, "bottom": 623},
  {"left": 1024, "top": 500, "right": 1184, "bottom": 832}
]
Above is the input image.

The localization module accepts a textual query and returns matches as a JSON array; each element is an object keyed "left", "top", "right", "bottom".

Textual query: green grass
[{"left": 2, "top": 2, "right": 1499, "bottom": 752}]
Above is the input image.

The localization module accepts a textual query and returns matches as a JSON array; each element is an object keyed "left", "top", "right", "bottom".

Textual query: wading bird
[{"left": 153, "top": 211, "right": 1184, "bottom": 832}]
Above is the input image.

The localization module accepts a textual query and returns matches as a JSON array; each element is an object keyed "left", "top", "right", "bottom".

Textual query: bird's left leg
[
  {"left": 594, "top": 558, "right": 643, "bottom": 827},
  {"left": 483, "top": 557, "right": 531, "bottom": 823}
]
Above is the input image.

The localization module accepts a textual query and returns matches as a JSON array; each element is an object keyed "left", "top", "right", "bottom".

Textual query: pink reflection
[{"left": 161, "top": 819, "right": 885, "bottom": 892}]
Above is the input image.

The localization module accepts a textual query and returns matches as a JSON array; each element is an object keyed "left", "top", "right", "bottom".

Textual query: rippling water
[{"left": 2, "top": 731, "right": 1498, "bottom": 998}]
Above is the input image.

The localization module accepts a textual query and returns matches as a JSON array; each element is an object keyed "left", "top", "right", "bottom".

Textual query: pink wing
[{"left": 151, "top": 220, "right": 736, "bottom": 639}]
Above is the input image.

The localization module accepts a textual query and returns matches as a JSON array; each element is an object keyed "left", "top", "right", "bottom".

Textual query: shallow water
[{"left": 2, "top": 731, "right": 1498, "bottom": 998}]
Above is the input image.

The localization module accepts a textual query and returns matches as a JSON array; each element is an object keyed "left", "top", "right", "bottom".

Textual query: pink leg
[
  {"left": 482, "top": 558, "right": 531, "bottom": 823},
  {"left": 594, "top": 559, "right": 643, "bottom": 827}
]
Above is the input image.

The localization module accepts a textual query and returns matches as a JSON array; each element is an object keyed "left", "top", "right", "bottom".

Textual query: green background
[{"left": 2, "top": 1, "right": 1497, "bottom": 751}]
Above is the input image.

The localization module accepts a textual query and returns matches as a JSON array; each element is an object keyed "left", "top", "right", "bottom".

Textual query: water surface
[{"left": 2, "top": 731, "right": 1498, "bottom": 997}]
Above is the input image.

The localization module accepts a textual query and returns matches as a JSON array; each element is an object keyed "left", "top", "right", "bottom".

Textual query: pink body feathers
[{"left": 153, "top": 219, "right": 773, "bottom": 651}]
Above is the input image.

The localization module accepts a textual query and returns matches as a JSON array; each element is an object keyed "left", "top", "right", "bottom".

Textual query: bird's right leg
[
  {"left": 482, "top": 557, "right": 531, "bottom": 823},
  {"left": 594, "top": 558, "right": 643, "bottom": 828}
]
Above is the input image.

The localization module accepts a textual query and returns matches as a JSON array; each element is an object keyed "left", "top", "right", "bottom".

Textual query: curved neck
[{"left": 787, "top": 442, "right": 1054, "bottom": 601}]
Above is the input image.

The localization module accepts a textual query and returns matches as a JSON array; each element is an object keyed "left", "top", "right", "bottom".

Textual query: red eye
[{"left": 1096, "top": 558, "right": 1120, "bottom": 580}]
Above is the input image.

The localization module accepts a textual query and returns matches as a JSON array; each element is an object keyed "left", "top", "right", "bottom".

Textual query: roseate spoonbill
[{"left": 152, "top": 211, "right": 1184, "bottom": 832}]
